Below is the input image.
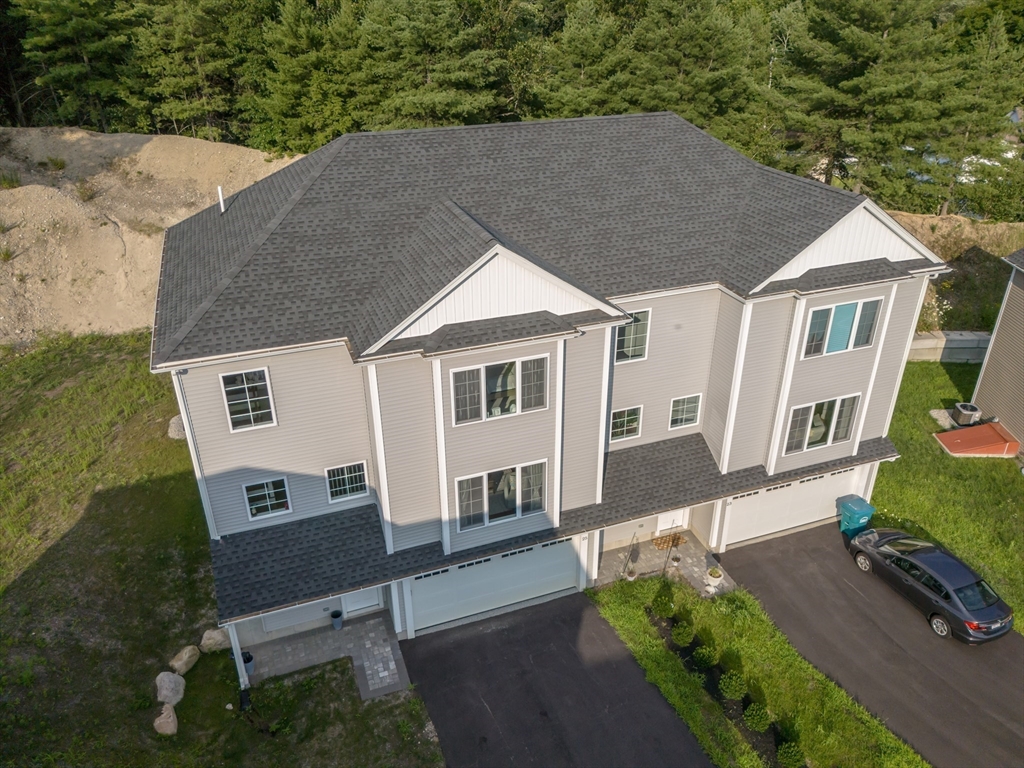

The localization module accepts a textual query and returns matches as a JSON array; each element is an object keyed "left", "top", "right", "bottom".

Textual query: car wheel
[
  {"left": 930, "top": 615, "right": 951, "bottom": 638},
  {"left": 855, "top": 552, "right": 872, "bottom": 573}
]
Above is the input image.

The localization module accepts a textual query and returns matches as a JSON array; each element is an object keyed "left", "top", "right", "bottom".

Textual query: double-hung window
[
  {"left": 610, "top": 406, "right": 642, "bottom": 440},
  {"left": 784, "top": 395, "right": 860, "bottom": 454},
  {"left": 615, "top": 310, "right": 650, "bottom": 362},
  {"left": 456, "top": 462, "right": 547, "bottom": 530},
  {"left": 325, "top": 462, "right": 368, "bottom": 502},
  {"left": 451, "top": 356, "right": 547, "bottom": 425},
  {"left": 244, "top": 478, "right": 290, "bottom": 518},
  {"left": 804, "top": 299, "right": 882, "bottom": 357},
  {"left": 669, "top": 394, "right": 701, "bottom": 429},
  {"left": 221, "top": 368, "right": 276, "bottom": 431}
]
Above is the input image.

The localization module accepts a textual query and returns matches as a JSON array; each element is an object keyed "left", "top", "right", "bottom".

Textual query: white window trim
[
  {"left": 783, "top": 392, "right": 863, "bottom": 455},
  {"left": 800, "top": 297, "right": 884, "bottom": 361},
  {"left": 220, "top": 366, "right": 278, "bottom": 433},
  {"left": 449, "top": 353, "right": 550, "bottom": 428},
  {"left": 610, "top": 405, "right": 643, "bottom": 442},
  {"left": 614, "top": 308, "right": 652, "bottom": 365},
  {"left": 323, "top": 462, "right": 370, "bottom": 504},
  {"left": 668, "top": 393, "right": 702, "bottom": 430},
  {"left": 242, "top": 476, "right": 292, "bottom": 520},
  {"left": 454, "top": 459, "right": 548, "bottom": 533}
]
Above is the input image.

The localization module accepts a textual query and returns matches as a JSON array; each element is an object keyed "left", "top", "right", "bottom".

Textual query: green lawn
[
  {"left": 0, "top": 333, "right": 443, "bottom": 767},
  {"left": 592, "top": 579, "right": 928, "bottom": 768},
  {"left": 872, "top": 362, "right": 1024, "bottom": 623}
]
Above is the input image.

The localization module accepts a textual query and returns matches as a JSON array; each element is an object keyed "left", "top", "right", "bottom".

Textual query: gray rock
[
  {"left": 153, "top": 703, "right": 177, "bottom": 735},
  {"left": 156, "top": 671, "right": 185, "bottom": 706},
  {"left": 169, "top": 645, "right": 200, "bottom": 675},
  {"left": 199, "top": 628, "right": 231, "bottom": 653},
  {"left": 167, "top": 414, "right": 186, "bottom": 440}
]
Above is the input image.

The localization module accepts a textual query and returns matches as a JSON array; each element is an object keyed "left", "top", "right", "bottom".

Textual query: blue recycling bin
[{"left": 837, "top": 495, "right": 875, "bottom": 537}]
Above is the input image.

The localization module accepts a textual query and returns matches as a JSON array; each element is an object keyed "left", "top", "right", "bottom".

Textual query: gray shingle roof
[
  {"left": 152, "top": 113, "right": 865, "bottom": 366},
  {"left": 1005, "top": 248, "right": 1024, "bottom": 270},
  {"left": 210, "top": 433, "right": 896, "bottom": 621}
]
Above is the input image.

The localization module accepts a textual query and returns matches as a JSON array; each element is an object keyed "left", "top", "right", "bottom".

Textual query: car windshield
[
  {"left": 954, "top": 580, "right": 1000, "bottom": 611},
  {"left": 887, "top": 538, "right": 933, "bottom": 554}
]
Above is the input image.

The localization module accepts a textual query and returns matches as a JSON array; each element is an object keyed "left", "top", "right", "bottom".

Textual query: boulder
[
  {"left": 169, "top": 645, "right": 200, "bottom": 675},
  {"left": 153, "top": 703, "right": 178, "bottom": 735},
  {"left": 199, "top": 628, "right": 231, "bottom": 653},
  {"left": 167, "top": 414, "right": 186, "bottom": 440},
  {"left": 155, "top": 671, "right": 185, "bottom": 706}
]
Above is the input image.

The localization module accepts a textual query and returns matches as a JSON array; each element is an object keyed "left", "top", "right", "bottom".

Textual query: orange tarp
[{"left": 934, "top": 422, "right": 1021, "bottom": 457}]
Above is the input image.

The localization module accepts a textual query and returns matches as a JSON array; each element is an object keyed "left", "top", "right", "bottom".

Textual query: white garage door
[
  {"left": 724, "top": 467, "right": 864, "bottom": 547},
  {"left": 412, "top": 538, "right": 578, "bottom": 631}
]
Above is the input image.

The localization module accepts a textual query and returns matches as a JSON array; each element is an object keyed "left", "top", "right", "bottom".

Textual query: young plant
[
  {"left": 671, "top": 621, "right": 695, "bottom": 647},
  {"left": 743, "top": 702, "right": 772, "bottom": 733},
  {"left": 651, "top": 580, "right": 675, "bottom": 619},
  {"left": 708, "top": 566, "right": 722, "bottom": 579},
  {"left": 777, "top": 741, "right": 806, "bottom": 768},
  {"left": 76, "top": 180, "right": 97, "bottom": 201},
  {"left": 718, "top": 670, "right": 746, "bottom": 701},
  {"left": 1, "top": 247, "right": 14, "bottom": 262},
  {"left": 48, "top": 157, "right": 66, "bottom": 171},
  {"left": 0, "top": 171, "right": 20, "bottom": 189},
  {"left": 691, "top": 644, "right": 719, "bottom": 670}
]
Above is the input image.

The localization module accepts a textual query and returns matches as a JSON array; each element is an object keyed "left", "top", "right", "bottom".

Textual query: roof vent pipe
[{"left": 218, "top": 186, "right": 225, "bottom": 214}]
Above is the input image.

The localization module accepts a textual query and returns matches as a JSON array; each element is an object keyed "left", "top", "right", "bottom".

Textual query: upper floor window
[
  {"left": 456, "top": 461, "right": 546, "bottom": 530},
  {"left": 784, "top": 395, "right": 860, "bottom": 454},
  {"left": 669, "top": 394, "right": 701, "bottom": 429},
  {"left": 615, "top": 310, "right": 651, "bottom": 362},
  {"left": 244, "top": 478, "right": 290, "bottom": 518},
  {"left": 451, "top": 356, "right": 547, "bottom": 425},
  {"left": 804, "top": 299, "right": 882, "bottom": 358},
  {"left": 221, "top": 368, "right": 276, "bottom": 431},
  {"left": 325, "top": 462, "right": 368, "bottom": 502},
  {"left": 610, "top": 406, "right": 642, "bottom": 441}
]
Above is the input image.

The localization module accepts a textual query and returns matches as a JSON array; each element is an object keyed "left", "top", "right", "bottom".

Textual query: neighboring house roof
[
  {"left": 210, "top": 433, "right": 898, "bottom": 621},
  {"left": 1004, "top": 247, "right": 1024, "bottom": 270},
  {"left": 152, "top": 112, "right": 871, "bottom": 367}
]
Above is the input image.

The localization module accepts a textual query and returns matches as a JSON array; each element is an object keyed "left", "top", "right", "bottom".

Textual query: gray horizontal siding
[
  {"left": 704, "top": 293, "right": 743, "bottom": 465},
  {"left": 441, "top": 341, "right": 558, "bottom": 552},
  {"left": 562, "top": 330, "right": 606, "bottom": 510},
  {"left": 974, "top": 271, "right": 1024, "bottom": 443},
  {"left": 610, "top": 289, "right": 721, "bottom": 450},
  {"left": 183, "top": 346, "right": 376, "bottom": 537},
  {"left": 728, "top": 297, "right": 794, "bottom": 470},
  {"left": 376, "top": 357, "right": 443, "bottom": 551}
]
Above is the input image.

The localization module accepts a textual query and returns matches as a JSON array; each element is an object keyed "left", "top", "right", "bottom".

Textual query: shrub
[
  {"left": 743, "top": 702, "right": 772, "bottom": 732},
  {"left": 691, "top": 643, "right": 719, "bottom": 670},
  {"left": 777, "top": 741, "right": 805, "bottom": 768},
  {"left": 1, "top": 247, "right": 13, "bottom": 262},
  {"left": 671, "top": 621, "right": 695, "bottom": 647},
  {"left": 0, "top": 171, "right": 20, "bottom": 189},
  {"left": 76, "top": 180, "right": 96, "bottom": 201},
  {"left": 47, "top": 157, "right": 66, "bottom": 170},
  {"left": 651, "top": 580, "right": 675, "bottom": 618},
  {"left": 718, "top": 670, "right": 746, "bottom": 700}
]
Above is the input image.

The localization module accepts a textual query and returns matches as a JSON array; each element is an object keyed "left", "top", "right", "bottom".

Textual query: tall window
[
  {"left": 326, "top": 463, "right": 368, "bottom": 501},
  {"left": 669, "top": 394, "right": 701, "bottom": 428},
  {"left": 610, "top": 407, "right": 642, "bottom": 440},
  {"left": 244, "top": 478, "right": 289, "bottom": 518},
  {"left": 457, "top": 462, "right": 546, "bottom": 530},
  {"left": 221, "top": 369, "right": 276, "bottom": 431},
  {"left": 615, "top": 310, "right": 650, "bottom": 362},
  {"left": 452, "top": 356, "right": 547, "bottom": 425},
  {"left": 804, "top": 300, "right": 882, "bottom": 358},
  {"left": 785, "top": 395, "right": 860, "bottom": 454}
]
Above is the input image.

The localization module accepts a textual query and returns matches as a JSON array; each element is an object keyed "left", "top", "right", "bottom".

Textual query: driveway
[
  {"left": 721, "top": 524, "right": 1024, "bottom": 768},
  {"left": 401, "top": 592, "right": 712, "bottom": 768}
]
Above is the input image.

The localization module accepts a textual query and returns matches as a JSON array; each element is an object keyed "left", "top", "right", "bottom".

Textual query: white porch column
[{"left": 402, "top": 578, "right": 416, "bottom": 640}]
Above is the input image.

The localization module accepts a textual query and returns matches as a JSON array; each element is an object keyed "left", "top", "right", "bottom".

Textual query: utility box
[
  {"left": 837, "top": 495, "right": 875, "bottom": 538},
  {"left": 953, "top": 402, "right": 981, "bottom": 426}
]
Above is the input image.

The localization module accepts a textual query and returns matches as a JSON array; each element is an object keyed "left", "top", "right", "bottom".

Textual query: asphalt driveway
[
  {"left": 401, "top": 592, "right": 712, "bottom": 768},
  {"left": 721, "top": 524, "right": 1024, "bottom": 768}
]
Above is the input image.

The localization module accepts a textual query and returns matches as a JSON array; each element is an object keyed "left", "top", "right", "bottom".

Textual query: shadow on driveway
[
  {"left": 722, "top": 524, "right": 1024, "bottom": 768},
  {"left": 401, "top": 592, "right": 712, "bottom": 768}
]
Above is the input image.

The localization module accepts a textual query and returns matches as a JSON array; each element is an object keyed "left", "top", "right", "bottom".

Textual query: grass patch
[
  {"left": 0, "top": 171, "right": 19, "bottom": 189},
  {"left": 76, "top": 179, "right": 97, "bottom": 201},
  {"left": 873, "top": 362, "right": 1024, "bottom": 624},
  {"left": 0, "top": 247, "right": 13, "bottom": 263},
  {"left": 124, "top": 217, "right": 166, "bottom": 237},
  {"left": 919, "top": 246, "right": 1013, "bottom": 332},
  {"left": 0, "top": 333, "right": 443, "bottom": 766},
  {"left": 47, "top": 157, "right": 66, "bottom": 171},
  {"left": 592, "top": 579, "right": 928, "bottom": 768}
]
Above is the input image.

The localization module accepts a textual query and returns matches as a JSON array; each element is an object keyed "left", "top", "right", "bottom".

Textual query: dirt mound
[
  {"left": 888, "top": 211, "right": 1024, "bottom": 261},
  {"left": 0, "top": 127, "right": 297, "bottom": 345}
]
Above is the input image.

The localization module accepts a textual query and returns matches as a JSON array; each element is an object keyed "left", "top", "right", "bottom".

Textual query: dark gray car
[{"left": 849, "top": 528, "right": 1014, "bottom": 643}]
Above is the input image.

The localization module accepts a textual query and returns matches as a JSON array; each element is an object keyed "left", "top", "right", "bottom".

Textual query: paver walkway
[
  {"left": 247, "top": 613, "right": 409, "bottom": 699},
  {"left": 597, "top": 530, "right": 737, "bottom": 596}
]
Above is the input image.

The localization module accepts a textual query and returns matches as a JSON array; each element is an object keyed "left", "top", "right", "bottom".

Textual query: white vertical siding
[
  {"left": 704, "top": 294, "right": 743, "bottom": 465},
  {"left": 973, "top": 271, "right": 1024, "bottom": 443},
  {"left": 562, "top": 330, "right": 606, "bottom": 510}
]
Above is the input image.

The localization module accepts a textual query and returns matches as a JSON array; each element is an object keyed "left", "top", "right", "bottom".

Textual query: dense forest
[{"left": 2, "top": 0, "right": 1023, "bottom": 218}]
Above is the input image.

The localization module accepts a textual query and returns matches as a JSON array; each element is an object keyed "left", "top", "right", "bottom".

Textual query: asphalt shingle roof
[
  {"left": 210, "top": 433, "right": 897, "bottom": 621},
  {"left": 152, "top": 113, "right": 866, "bottom": 367},
  {"left": 1004, "top": 247, "right": 1024, "bottom": 270}
]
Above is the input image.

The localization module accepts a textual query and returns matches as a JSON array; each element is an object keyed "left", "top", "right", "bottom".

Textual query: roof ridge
[{"left": 152, "top": 135, "right": 351, "bottom": 366}]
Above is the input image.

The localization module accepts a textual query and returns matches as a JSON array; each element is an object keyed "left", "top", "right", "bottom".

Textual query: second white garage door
[
  {"left": 724, "top": 466, "right": 866, "bottom": 548},
  {"left": 411, "top": 538, "right": 578, "bottom": 631}
]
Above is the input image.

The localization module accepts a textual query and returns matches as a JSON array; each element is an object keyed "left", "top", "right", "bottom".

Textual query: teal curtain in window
[{"left": 826, "top": 303, "right": 858, "bottom": 353}]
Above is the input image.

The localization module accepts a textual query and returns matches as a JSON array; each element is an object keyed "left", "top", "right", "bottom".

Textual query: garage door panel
[{"left": 412, "top": 540, "right": 578, "bottom": 630}]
